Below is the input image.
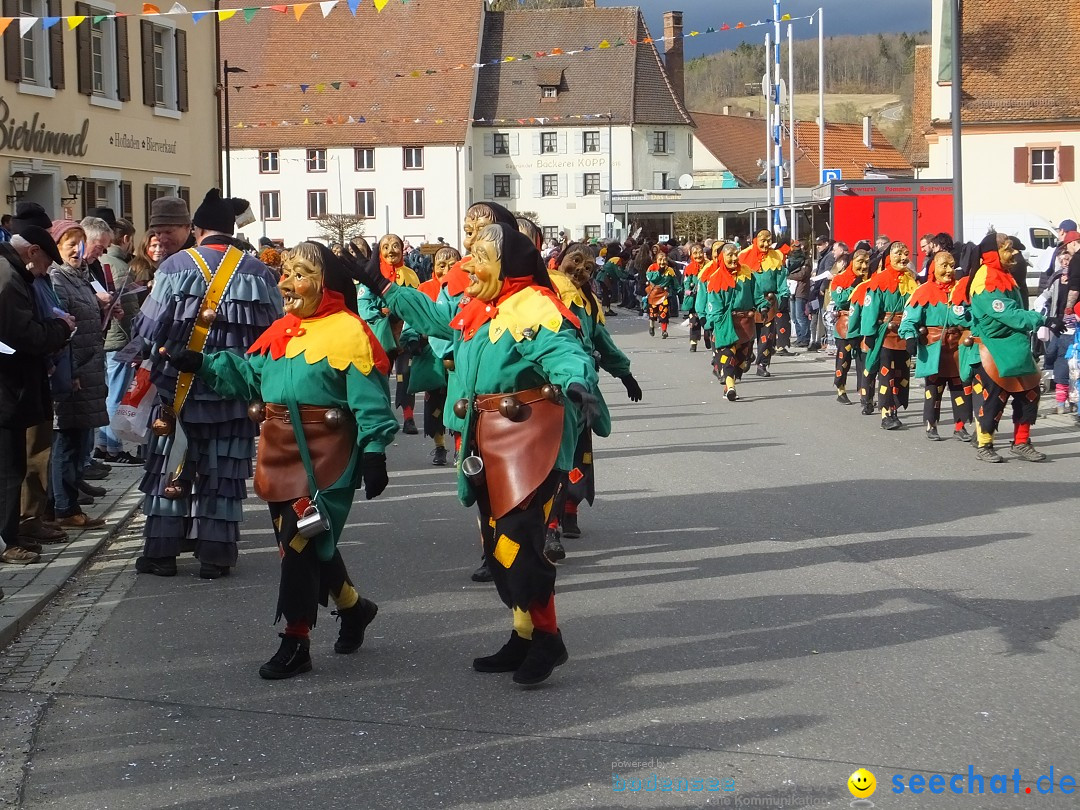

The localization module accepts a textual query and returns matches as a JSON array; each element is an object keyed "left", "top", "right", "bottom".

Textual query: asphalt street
[{"left": 2, "top": 311, "right": 1079, "bottom": 809}]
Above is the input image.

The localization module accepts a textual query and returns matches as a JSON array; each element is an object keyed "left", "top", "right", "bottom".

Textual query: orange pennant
[
  {"left": 142, "top": 3, "right": 160, "bottom": 12},
  {"left": 292, "top": 3, "right": 310, "bottom": 19}
]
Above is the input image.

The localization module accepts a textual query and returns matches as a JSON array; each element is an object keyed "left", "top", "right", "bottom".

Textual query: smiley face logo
[{"left": 848, "top": 768, "right": 876, "bottom": 798}]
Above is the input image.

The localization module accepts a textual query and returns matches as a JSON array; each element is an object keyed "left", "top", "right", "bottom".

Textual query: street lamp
[
  {"left": 7, "top": 170, "right": 29, "bottom": 206},
  {"left": 222, "top": 60, "right": 248, "bottom": 197},
  {"left": 605, "top": 111, "right": 614, "bottom": 240},
  {"left": 62, "top": 174, "right": 82, "bottom": 204}
]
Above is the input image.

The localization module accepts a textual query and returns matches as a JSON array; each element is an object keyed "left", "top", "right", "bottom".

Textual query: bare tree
[
  {"left": 315, "top": 214, "right": 366, "bottom": 246},
  {"left": 673, "top": 212, "right": 715, "bottom": 243}
]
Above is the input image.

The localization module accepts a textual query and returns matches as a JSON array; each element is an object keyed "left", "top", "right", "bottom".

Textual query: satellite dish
[{"left": 678, "top": 174, "right": 694, "bottom": 190}]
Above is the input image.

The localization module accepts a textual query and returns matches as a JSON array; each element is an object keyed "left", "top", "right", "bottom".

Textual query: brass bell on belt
[
  {"left": 540, "top": 383, "right": 562, "bottom": 404},
  {"left": 453, "top": 398, "right": 469, "bottom": 419},
  {"left": 323, "top": 408, "right": 346, "bottom": 429},
  {"left": 443, "top": 358, "right": 455, "bottom": 371},
  {"left": 498, "top": 396, "right": 522, "bottom": 421},
  {"left": 152, "top": 408, "right": 176, "bottom": 436},
  {"left": 962, "top": 335, "right": 975, "bottom": 347},
  {"left": 199, "top": 308, "right": 217, "bottom": 326},
  {"left": 247, "top": 402, "right": 266, "bottom": 423},
  {"left": 162, "top": 479, "right": 186, "bottom": 500},
  {"left": 918, "top": 326, "right": 928, "bottom": 336}
]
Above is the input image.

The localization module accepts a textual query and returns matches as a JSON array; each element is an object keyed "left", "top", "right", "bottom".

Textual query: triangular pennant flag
[
  {"left": 319, "top": 0, "right": 336, "bottom": 16},
  {"left": 292, "top": 3, "right": 310, "bottom": 20},
  {"left": 551, "top": 48, "right": 562, "bottom": 55},
  {"left": 243, "top": 7, "right": 257, "bottom": 21},
  {"left": 346, "top": 115, "right": 355, "bottom": 123},
  {"left": 688, "top": 30, "right": 699, "bottom": 36},
  {"left": 330, "top": 81, "right": 340, "bottom": 90},
  {"left": 167, "top": 3, "right": 188, "bottom": 14},
  {"left": 18, "top": 17, "right": 36, "bottom": 36},
  {"left": 41, "top": 16, "right": 60, "bottom": 29},
  {"left": 347, "top": 81, "right": 357, "bottom": 87},
  {"left": 781, "top": 13, "right": 791, "bottom": 20},
  {"left": 373, "top": 0, "right": 390, "bottom": 10},
  {"left": 302, "top": 118, "right": 310, "bottom": 125},
  {"left": 269, "top": 4, "right": 287, "bottom": 12},
  {"left": 705, "top": 26, "right": 715, "bottom": 33},
  {"left": 735, "top": 22, "right": 745, "bottom": 29},
  {"left": 347, "top": 0, "right": 359, "bottom": 13},
  {"left": 314, "top": 83, "right": 325, "bottom": 91},
  {"left": 92, "top": 14, "right": 108, "bottom": 23},
  {"left": 218, "top": 9, "right": 237, "bottom": 19},
  {"left": 598, "top": 39, "right": 610, "bottom": 49},
  {"left": 142, "top": 3, "right": 160, "bottom": 14},
  {"left": 299, "top": 84, "right": 309, "bottom": 92},
  {"left": 66, "top": 14, "right": 85, "bottom": 28},
  {"left": 0, "top": 19, "right": 12, "bottom": 35},
  {"left": 324, "top": 116, "right": 333, "bottom": 124},
  {"left": 720, "top": 23, "right": 729, "bottom": 30},
  {"left": 356, "top": 116, "right": 365, "bottom": 123}
]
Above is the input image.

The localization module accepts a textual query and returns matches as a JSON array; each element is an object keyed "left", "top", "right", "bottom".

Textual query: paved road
[{"left": 2, "top": 312, "right": 1079, "bottom": 809}]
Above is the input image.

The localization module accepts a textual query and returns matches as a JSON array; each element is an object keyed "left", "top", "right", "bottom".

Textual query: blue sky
[{"left": 623, "top": 0, "right": 932, "bottom": 58}]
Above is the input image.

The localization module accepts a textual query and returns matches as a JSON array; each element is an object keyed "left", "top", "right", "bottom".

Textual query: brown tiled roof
[
  {"left": 961, "top": 0, "right": 1080, "bottom": 124},
  {"left": 223, "top": 0, "right": 483, "bottom": 148},
  {"left": 907, "top": 45, "right": 931, "bottom": 166},
  {"left": 473, "top": 7, "right": 692, "bottom": 127},
  {"left": 692, "top": 112, "right": 913, "bottom": 186}
]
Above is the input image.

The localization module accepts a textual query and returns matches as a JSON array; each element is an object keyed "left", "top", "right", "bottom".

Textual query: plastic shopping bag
[{"left": 110, "top": 361, "right": 156, "bottom": 446}]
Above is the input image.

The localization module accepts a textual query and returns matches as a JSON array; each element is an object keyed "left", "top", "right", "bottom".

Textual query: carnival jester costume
[
  {"left": 898, "top": 250, "right": 975, "bottom": 442},
  {"left": 682, "top": 244, "right": 705, "bottom": 351},
  {"left": 695, "top": 241, "right": 726, "bottom": 352},
  {"left": 740, "top": 230, "right": 788, "bottom": 376},
  {"left": 860, "top": 241, "right": 918, "bottom": 429},
  {"left": 169, "top": 242, "right": 398, "bottom": 679},
  {"left": 829, "top": 250, "right": 871, "bottom": 407},
  {"left": 359, "top": 223, "right": 599, "bottom": 686},
  {"left": 646, "top": 253, "right": 681, "bottom": 338},
  {"left": 705, "top": 243, "right": 757, "bottom": 401},
  {"left": 965, "top": 232, "right": 1046, "bottom": 463}
]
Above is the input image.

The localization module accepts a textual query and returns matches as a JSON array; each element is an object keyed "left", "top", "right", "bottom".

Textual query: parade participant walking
[
  {"left": 861, "top": 241, "right": 918, "bottom": 429},
  {"left": 829, "top": 249, "right": 871, "bottom": 406},
  {"left": 898, "top": 251, "right": 975, "bottom": 441},
  {"left": 595, "top": 243, "right": 623, "bottom": 317},
  {"left": 127, "top": 190, "right": 282, "bottom": 579},
  {"left": 695, "top": 240, "right": 726, "bottom": 351},
  {"left": 544, "top": 243, "right": 641, "bottom": 559},
  {"left": 167, "top": 241, "right": 397, "bottom": 679},
  {"left": 645, "top": 249, "right": 681, "bottom": 338},
  {"left": 741, "top": 230, "right": 788, "bottom": 377},
  {"left": 355, "top": 223, "right": 598, "bottom": 686},
  {"left": 966, "top": 233, "right": 1046, "bottom": 462},
  {"left": 704, "top": 243, "right": 756, "bottom": 401},
  {"left": 682, "top": 243, "right": 705, "bottom": 351}
]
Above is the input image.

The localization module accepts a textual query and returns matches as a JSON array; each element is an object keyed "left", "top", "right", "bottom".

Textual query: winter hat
[
  {"left": 49, "top": 219, "right": 85, "bottom": 245},
  {"left": 149, "top": 196, "right": 191, "bottom": 228},
  {"left": 86, "top": 207, "right": 117, "bottom": 229},
  {"left": 16, "top": 226, "right": 62, "bottom": 266},
  {"left": 10, "top": 201, "right": 52, "bottom": 234},
  {"left": 192, "top": 188, "right": 249, "bottom": 235},
  {"left": 1062, "top": 230, "right": 1080, "bottom": 246},
  {"left": 1058, "top": 219, "right": 1077, "bottom": 231}
]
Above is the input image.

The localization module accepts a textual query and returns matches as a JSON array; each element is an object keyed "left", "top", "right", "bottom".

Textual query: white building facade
[{"left": 231, "top": 142, "right": 470, "bottom": 247}]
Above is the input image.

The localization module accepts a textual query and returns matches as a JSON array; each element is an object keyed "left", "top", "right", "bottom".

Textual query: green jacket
[
  {"left": 860, "top": 269, "right": 918, "bottom": 371},
  {"left": 967, "top": 264, "right": 1044, "bottom": 378},
  {"left": 897, "top": 281, "right": 975, "bottom": 379},
  {"left": 646, "top": 268, "right": 682, "bottom": 299},
  {"left": 703, "top": 265, "right": 755, "bottom": 347}
]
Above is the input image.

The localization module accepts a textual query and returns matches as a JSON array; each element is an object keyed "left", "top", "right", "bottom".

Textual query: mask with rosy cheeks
[
  {"left": 755, "top": 231, "right": 772, "bottom": 251},
  {"left": 998, "top": 240, "right": 1018, "bottom": 269},
  {"left": 379, "top": 237, "right": 403, "bottom": 267},
  {"left": 655, "top": 252, "right": 668, "bottom": 269},
  {"left": 933, "top": 251, "right": 956, "bottom": 283},
  {"left": 722, "top": 246, "right": 740, "bottom": 270},
  {"left": 278, "top": 256, "right": 324, "bottom": 317},
  {"left": 889, "top": 243, "right": 911, "bottom": 271},
  {"left": 433, "top": 257, "right": 454, "bottom": 280},
  {"left": 711, "top": 242, "right": 726, "bottom": 261},
  {"left": 464, "top": 240, "right": 503, "bottom": 301},
  {"left": 852, "top": 251, "right": 871, "bottom": 278},
  {"left": 559, "top": 250, "right": 592, "bottom": 287},
  {"left": 463, "top": 212, "right": 496, "bottom": 252},
  {"left": 691, "top": 247, "right": 706, "bottom": 265}
]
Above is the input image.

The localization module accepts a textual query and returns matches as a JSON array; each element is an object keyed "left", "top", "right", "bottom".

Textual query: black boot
[
  {"left": 473, "top": 631, "right": 532, "bottom": 673},
  {"left": 543, "top": 528, "right": 565, "bottom": 563},
  {"left": 470, "top": 558, "right": 493, "bottom": 582},
  {"left": 512, "top": 629, "right": 568, "bottom": 686},
  {"left": 333, "top": 598, "right": 378, "bottom": 654},
  {"left": 199, "top": 561, "right": 231, "bottom": 579},
  {"left": 561, "top": 512, "right": 581, "bottom": 539},
  {"left": 402, "top": 417, "right": 418, "bottom": 435},
  {"left": 135, "top": 556, "right": 177, "bottom": 577},
  {"left": 259, "top": 634, "right": 312, "bottom": 680}
]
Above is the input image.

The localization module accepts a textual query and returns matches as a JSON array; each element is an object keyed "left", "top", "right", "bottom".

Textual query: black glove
[
  {"left": 621, "top": 374, "right": 643, "bottom": 402},
  {"left": 361, "top": 452, "right": 388, "bottom": 500},
  {"left": 168, "top": 349, "right": 203, "bottom": 373},
  {"left": 905, "top": 338, "right": 918, "bottom": 357},
  {"left": 566, "top": 383, "right": 600, "bottom": 429},
  {"left": 355, "top": 251, "right": 390, "bottom": 295},
  {"left": 1047, "top": 317, "right": 1064, "bottom": 336}
]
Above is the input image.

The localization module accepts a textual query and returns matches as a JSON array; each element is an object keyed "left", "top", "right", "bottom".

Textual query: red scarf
[
  {"left": 444, "top": 258, "right": 473, "bottom": 298},
  {"left": 907, "top": 278, "right": 954, "bottom": 308},
  {"left": 867, "top": 257, "right": 913, "bottom": 293},
  {"left": 739, "top": 245, "right": 767, "bottom": 271},
  {"left": 451, "top": 278, "right": 578, "bottom": 341},
  {"left": 978, "top": 251, "right": 1018, "bottom": 293},
  {"left": 706, "top": 264, "right": 736, "bottom": 293},
  {"left": 380, "top": 258, "right": 403, "bottom": 283},
  {"left": 951, "top": 276, "right": 970, "bottom": 305},
  {"left": 418, "top": 277, "right": 444, "bottom": 302},
  {"left": 829, "top": 266, "right": 857, "bottom": 291},
  {"left": 683, "top": 259, "right": 701, "bottom": 277}
]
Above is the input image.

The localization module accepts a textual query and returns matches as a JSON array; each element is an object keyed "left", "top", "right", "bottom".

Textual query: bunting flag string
[{"left": 232, "top": 112, "right": 655, "bottom": 129}]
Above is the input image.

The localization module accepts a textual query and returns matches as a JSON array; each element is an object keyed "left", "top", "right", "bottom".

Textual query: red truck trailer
[{"left": 829, "top": 178, "right": 954, "bottom": 251}]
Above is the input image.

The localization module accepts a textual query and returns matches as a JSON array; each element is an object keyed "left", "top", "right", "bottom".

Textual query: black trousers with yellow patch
[
  {"left": 835, "top": 339, "right": 870, "bottom": 403},
  {"left": 923, "top": 375, "right": 973, "bottom": 426},
  {"left": 394, "top": 351, "right": 415, "bottom": 412},
  {"left": 712, "top": 341, "right": 754, "bottom": 382},
  {"left": 268, "top": 498, "right": 359, "bottom": 629},
  {"left": 876, "top": 348, "right": 911, "bottom": 411},
  {"left": 648, "top": 299, "right": 670, "bottom": 326},
  {"left": 424, "top": 387, "right": 447, "bottom": 439},
  {"left": 477, "top": 470, "right": 561, "bottom": 612},
  {"left": 972, "top": 366, "right": 1039, "bottom": 435}
]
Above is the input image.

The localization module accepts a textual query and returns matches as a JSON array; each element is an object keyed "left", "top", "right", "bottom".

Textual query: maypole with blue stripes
[{"left": 772, "top": 0, "right": 784, "bottom": 233}]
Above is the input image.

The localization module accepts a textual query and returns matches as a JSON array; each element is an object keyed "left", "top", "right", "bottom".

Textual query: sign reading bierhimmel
[{"left": 0, "top": 97, "right": 89, "bottom": 157}]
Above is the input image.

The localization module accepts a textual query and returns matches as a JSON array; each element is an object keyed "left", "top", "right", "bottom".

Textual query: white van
[{"left": 963, "top": 213, "right": 1058, "bottom": 290}]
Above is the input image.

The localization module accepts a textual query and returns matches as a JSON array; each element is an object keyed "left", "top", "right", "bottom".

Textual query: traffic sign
[{"left": 821, "top": 169, "right": 842, "bottom": 183}]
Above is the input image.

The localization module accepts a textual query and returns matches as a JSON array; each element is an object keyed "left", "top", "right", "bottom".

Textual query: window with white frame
[
  {"left": 404, "top": 188, "right": 424, "bottom": 218},
  {"left": 583, "top": 131, "right": 600, "bottom": 153},
  {"left": 355, "top": 147, "right": 374, "bottom": 171},
  {"left": 493, "top": 174, "right": 511, "bottom": 199},
  {"left": 541, "top": 132, "right": 558, "bottom": 154},
  {"left": 584, "top": 225, "right": 601, "bottom": 240},
  {"left": 403, "top": 147, "right": 424, "bottom": 170},
  {"left": 260, "top": 191, "right": 280, "bottom": 221},
  {"left": 142, "top": 22, "right": 182, "bottom": 110},
  {"left": 652, "top": 130, "right": 669, "bottom": 154},
  {"left": 259, "top": 150, "right": 279, "bottom": 173},
  {"left": 542, "top": 174, "right": 558, "bottom": 197},
  {"left": 583, "top": 173, "right": 601, "bottom": 196},
  {"left": 356, "top": 189, "right": 376, "bottom": 219},
  {"left": 306, "top": 149, "right": 327, "bottom": 172},
  {"left": 493, "top": 133, "right": 510, "bottom": 155},
  {"left": 542, "top": 226, "right": 559, "bottom": 243},
  {"left": 1031, "top": 148, "right": 1057, "bottom": 183},
  {"left": 307, "top": 190, "right": 328, "bottom": 219},
  {"left": 20, "top": 0, "right": 51, "bottom": 87},
  {"left": 86, "top": 11, "right": 120, "bottom": 99},
  {"left": 653, "top": 171, "right": 669, "bottom": 190},
  {"left": 542, "top": 86, "right": 558, "bottom": 99}
]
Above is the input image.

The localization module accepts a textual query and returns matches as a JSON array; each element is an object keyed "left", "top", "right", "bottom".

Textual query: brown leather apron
[
  {"left": 881, "top": 313, "right": 907, "bottom": 351},
  {"left": 835, "top": 310, "right": 850, "bottom": 339},
  {"left": 732, "top": 310, "right": 757, "bottom": 343},
  {"left": 254, "top": 404, "right": 356, "bottom": 502},
  {"left": 974, "top": 339, "right": 1041, "bottom": 393},
  {"left": 474, "top": 387, "right": 564, "bottom": 519},
  {"left": 646, "top": 284, "right": 668, "bottom": 308},
  {"left": 925, "top": 326, "right": 967, "bottom": 379}
]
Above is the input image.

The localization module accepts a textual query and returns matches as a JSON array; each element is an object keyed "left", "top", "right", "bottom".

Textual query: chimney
[
  {"left": 722, "top": 105, "right": 730, "bottom": 115},
  {"left": 663, "top": 11, "right": 684, "bottom": 105},
  {"left": 582, "top": 0, "right": 595, "bottom": 6}
]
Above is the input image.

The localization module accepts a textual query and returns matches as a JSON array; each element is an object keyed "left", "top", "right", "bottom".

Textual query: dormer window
[
  {"left": 542, "top": 85, "right": 558, "bottom": 99},
  {"left": 535, "top": 66, "right": 564, "bottom": 102}
]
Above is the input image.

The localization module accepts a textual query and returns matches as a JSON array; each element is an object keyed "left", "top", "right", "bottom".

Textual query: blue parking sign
[{"left": 821, "top": 169, "right": 842, "bottom": 183}]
